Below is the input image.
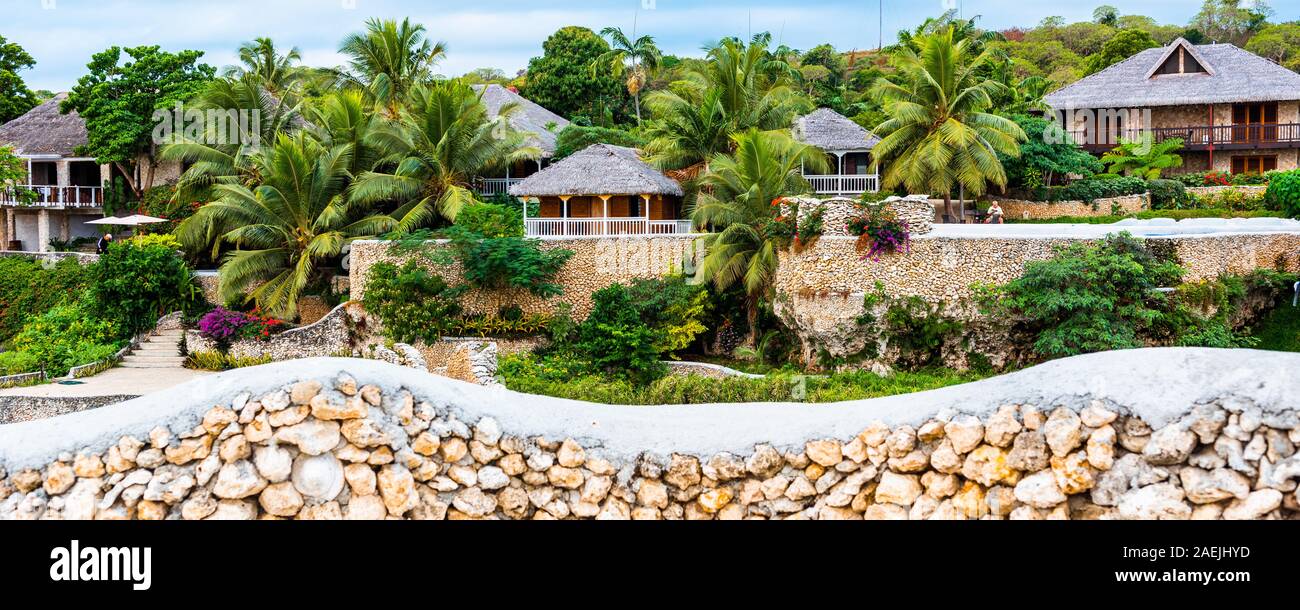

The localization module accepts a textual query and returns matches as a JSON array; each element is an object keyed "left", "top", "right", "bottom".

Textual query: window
[
  {"left": 1156, "top": 46, "right": 1206, "bottom": 75},
  {"left": 1231, "top": 156, "right": 1277, "bottom": 174}
]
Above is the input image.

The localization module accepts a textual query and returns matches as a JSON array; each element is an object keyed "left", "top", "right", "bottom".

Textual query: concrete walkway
[{"left": 0, "top": 366, "right": 213, "bottom": 399}]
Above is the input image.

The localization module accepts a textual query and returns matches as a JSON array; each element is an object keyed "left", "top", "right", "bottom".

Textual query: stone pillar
[
  {"left": 59, "top": 213, "right": 71, "bottom": 242},
  {"left": 37, "top": 208, "right": 51, "bottom": 252}
]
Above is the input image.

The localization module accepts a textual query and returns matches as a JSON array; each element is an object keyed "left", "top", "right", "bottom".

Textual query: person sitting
[
  {"left": 983, "top": 202, "right": 1004, "bottom": 225},
  {"left": 96, "top": 233, "right": 114, "bottom": 254}
]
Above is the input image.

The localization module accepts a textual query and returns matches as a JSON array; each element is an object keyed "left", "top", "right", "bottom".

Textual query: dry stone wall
[
  {"left": 997, "top": 194, "right": 1149, "bottom": 220},
  {"left": 349, "top": 236, "right": 701, "bottom": 319},
  {"left": 0, "top": 349, "right": 1297, "bottom": 520}
]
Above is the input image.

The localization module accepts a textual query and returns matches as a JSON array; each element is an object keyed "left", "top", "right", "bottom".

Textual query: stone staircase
[{"left": 119, "top": 328, "right": 186, "bottom": 369}]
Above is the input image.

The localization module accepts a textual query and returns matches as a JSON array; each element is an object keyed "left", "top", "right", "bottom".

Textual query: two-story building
[
  {"left": 0, "top": 94, "right": 110, "bottom": 252},
  {"left": 471, "top": 84, "right": 570, "bottom": 197},
  {"left": 1044, "top": 38, "right": 1300, "bottom": 175},
  {"left": 792, "top": 107, "right": 881, "bottom": 196}
]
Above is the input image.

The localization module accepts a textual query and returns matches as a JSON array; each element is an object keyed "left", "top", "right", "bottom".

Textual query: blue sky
[{"left": 3, "top": 0, "right": 1293, "bottom": 91}]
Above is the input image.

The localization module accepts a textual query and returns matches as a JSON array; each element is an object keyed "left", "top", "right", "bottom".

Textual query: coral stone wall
[
  {"left": 996, "top": 194, "right": 1149, "bottom": 221},
  {"left": 349, "top": 236, "right": 701, "bottom": 319},
  {"left": 774, "top": 232, "right": 1300, "bottom": 309},
  {"left": 1, "top": 351, "right": 1297, "bottom": 520}
]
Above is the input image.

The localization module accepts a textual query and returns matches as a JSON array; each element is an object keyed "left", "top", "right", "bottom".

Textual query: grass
[
  {"left": 1007, "top": 209, "right": 1286, "bottom": 225},
  {"left": 498, "top": 353, "right": 991, "bottom": 405},
  {"left": 1248, "top": 300, "right": 1300, "bottom": 352}
]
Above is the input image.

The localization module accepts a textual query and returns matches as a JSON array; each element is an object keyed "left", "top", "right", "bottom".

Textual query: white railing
[
  {"left": 525, "top": 217, "right": 696, "bottom": 237},
  {"left": 476, "top": 178, "right": 521, "bottom": 197},
  {"left": 805, "top": 174, "right": 879, "bottom": 195},
  {"left": 0, "top": 185, "right": 104, "bottom": 208}
]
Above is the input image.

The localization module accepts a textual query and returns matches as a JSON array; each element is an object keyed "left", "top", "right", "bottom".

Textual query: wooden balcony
[
  {"left": 1070, "top": 124, "right": 1300, "bottom": 152},
  {"left": 804, "top": 174, "right": 880, "bottom": 195},
  {"left": 524, "top": 217, "right": 695, "bottom": 237},
  {"left": 0, "top": 185, "right": 103, "bottom": 208}
]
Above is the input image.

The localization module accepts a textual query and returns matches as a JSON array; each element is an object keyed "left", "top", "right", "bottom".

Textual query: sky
[{"left": 3, "top": 0, "right": 1295, "bottom": 92}]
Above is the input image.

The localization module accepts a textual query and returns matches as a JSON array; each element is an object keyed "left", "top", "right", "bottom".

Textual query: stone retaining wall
[
  {"left": 0, "top": 349, "right": 1296, "bottom": 520},
  {"left": 997, "top": 194, "right": 1149, "bottom": 220},
  {"left": 1186, "top": 185, "right": 1268, "bottom": 199},
  {"left": 349, "top": 236, "right": 701, "bottom": 319}
]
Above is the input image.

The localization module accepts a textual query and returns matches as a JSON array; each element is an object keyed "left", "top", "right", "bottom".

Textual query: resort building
[
  {"left": 0, "top": 94, "right": 109, "bottom": 252},
  {"left": 792, "top": 108, "right": 881, "bottom": 195},
  {"left": 471, "top": 84, "right": 571, "bottom": 196},
  {"left": 1044, "top": 38, "right": 1300, "bottom": 174},
  {"left": 508, "top": 143, "right": 690, "bottom": 237}
]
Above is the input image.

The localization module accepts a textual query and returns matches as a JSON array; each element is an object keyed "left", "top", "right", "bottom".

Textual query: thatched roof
[
  {"left": 1044, "top": 39, "right": 1300, "bottom": 109},
  {"left": 0, "top": 93, "right": 88, "bottom": 157},
  {"left": 509, "top": 144, "right": 684, "bottom": 197},
  {"left": 793, "top": 108, "right": 880, "bottom": 152},
  {"left": 473, "top": 84, "right": 569, "bottom": 157}
]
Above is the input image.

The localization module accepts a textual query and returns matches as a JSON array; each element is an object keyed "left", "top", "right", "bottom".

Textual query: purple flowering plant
[
  {"left": 197, "top": 307, "right": 253, "bottom": 344},
  {"left": 846, "top": 204, "right": 911, "bottom": 262}
]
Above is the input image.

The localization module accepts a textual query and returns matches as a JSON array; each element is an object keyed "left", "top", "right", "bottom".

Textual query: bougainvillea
[{"left": 847, "top": 204, "right": 911, "bottom": 262}]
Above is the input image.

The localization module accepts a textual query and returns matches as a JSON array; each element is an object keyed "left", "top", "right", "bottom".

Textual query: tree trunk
[
  {"left": 115, "top": 161, "right": 143, "bottom": 199},
  {"left": 942, "top": 192, "right": 954, "bottom": 224},
  {"left": 634, "top": 92, "right": 641, "bottom": 124}
]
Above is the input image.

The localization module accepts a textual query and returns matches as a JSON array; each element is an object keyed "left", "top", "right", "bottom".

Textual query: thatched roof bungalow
[
  {"left": 508, "top": 144, "right": 689, "bottom": 236},
  {"left": 471, "top": 84, "right": 571, "bottom": 196},
  {"left": 792, "top": 108, "right": 881, "bottom": 195}
]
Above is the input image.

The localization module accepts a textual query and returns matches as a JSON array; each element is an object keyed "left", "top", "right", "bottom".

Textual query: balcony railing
[
  {"left": 0, "top": 185, "right": 104, "bottom": 208},
  {"left": 476, "top": 178, "right": 522, "bottom": 197},
  {"left": 804, "top": 174, "right": 880, "bottom": 195},
  {"left": 524, "top": 217, "right": 695, "bottom": 237},
  {"left": 1069, "top": 124, "right": 1300, "bottom": 152}
]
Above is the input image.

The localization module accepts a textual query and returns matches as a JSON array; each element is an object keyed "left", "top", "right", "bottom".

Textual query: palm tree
[
  {"left": 349, "top": 80, "right": 538, "bottom": 232},
  {"left": 592, "top": 25, "right": 661, "bottom": 124},
  {"left": 1101, "top": 137, "right": 1184, "bottom": 179},
  {"left": 306, "top": 89, "right": 385, "bottom": 178},
  {"left": 691, "top": 129, "right": 828, "bottom": 339},
  {"left": 643, "top": 37, "right": 808, "bottom": 170},
  {"left": 178, "top": 133, "right": 393, "bottom": 318},
  {"left": 338, "top": 17, "right": 447, "bottom": 118},
  {"left": 870, "top": 27, "right": 1026, "bottom": 222},
  {"left": 224, "top": 37, "right": 303, "bottom": 96},
  {"left": 160, "top": 75, "right": 305, "bottom": 197}
]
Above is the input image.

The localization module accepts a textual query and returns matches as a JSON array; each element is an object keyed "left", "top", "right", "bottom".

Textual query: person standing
[{"left": 96, "top": 233, "right": 114, "bottom": 254}]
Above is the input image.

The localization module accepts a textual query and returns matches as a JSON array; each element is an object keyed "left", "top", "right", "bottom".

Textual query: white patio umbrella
[{"left": 85, "top": 214, "right": 169, "bottom": 226}]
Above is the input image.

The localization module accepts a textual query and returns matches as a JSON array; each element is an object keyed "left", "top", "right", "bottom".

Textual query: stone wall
[
  {"left": 772, "top": 227, "right": 1300, "bottom": 365},
  {"left": 774, "top": 231, "right": 1300, "bottom": 308},
  {"left": 997, "top": 194, "right": 1149, "bottom": 220},
  {"left": 186, "top": 302, "right": 361, "bottom": 361},
  {"left": 782, "top": 196, "right": 935, "bottom": 237},
  {"left": 349, "top": 236, "right": 701, "bottom": 318},
  {"left": 1, "top": 349, "right": 1297, "bottom": 520},
  {"left": 1186, "top": 185, "right": 1268, "bottom": 199}
]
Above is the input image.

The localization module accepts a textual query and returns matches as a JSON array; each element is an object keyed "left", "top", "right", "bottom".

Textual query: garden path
[{"left": 0, "top": 367, "right": 212, "bottom": 399}]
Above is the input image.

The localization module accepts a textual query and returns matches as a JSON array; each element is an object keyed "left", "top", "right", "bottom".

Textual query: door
[{"left": 1233, "top": 103, "right": 1278, "bottom": 144}]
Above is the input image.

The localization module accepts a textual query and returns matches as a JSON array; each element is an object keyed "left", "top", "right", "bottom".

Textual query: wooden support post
[
  {"left": 598, "top": 195, "right": 611, "bottom": 235},
  {"left": 559, "top": 195, "right": 571, "bottom": 237}
]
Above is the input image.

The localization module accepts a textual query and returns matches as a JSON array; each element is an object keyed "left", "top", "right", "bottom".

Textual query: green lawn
[{"left": 1249, "top": 300, "right": 1300, "bottom": 352}]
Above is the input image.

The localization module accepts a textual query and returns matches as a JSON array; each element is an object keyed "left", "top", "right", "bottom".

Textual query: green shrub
[
  {"left": 0, "top": 350, "right": 39, "bottom": 375},
  {"left": 89, "top": 240, "right": 201, "bottom": 335},
  {"left": 1147, "top": 179, "right": 1189, "bottom": 209},
  {"left": 624, "top": 276, "right": 711, "bottom": 355},
  {"left": 11, "top": 303, "right": 122, "bottom": 377},
  {"left": 362, "top": 261, "right": 467, "bottom": 344},
  {"left": 573, "top": 284, "right": 665, "bottom": 382},
  {"left": 981, "top": 233, "right": 1183, "bottom": 358},
  {"left": 444, "top": 226, "right": 573, "bottom": 297},
  {"left": 498, "top": 353, "right": 988, "bottom": 405},
  {"left": 1193, "top": 188, "right": 1270, "bottom": 211},
  {"left": 1265, "top": 169, "right": 1300, "bottom": 218},
  {"left": 880, "top": 296, "right": 962, "bottom": 369},
  {"left": 0, "top": 257, "right": 91, "bottom": 343},
  {"left": 1028, "top": 176, "right": 1148, "bottom": 203},
  {"left": 454, "top": 202, "right": 524, "bottom": 238}
]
